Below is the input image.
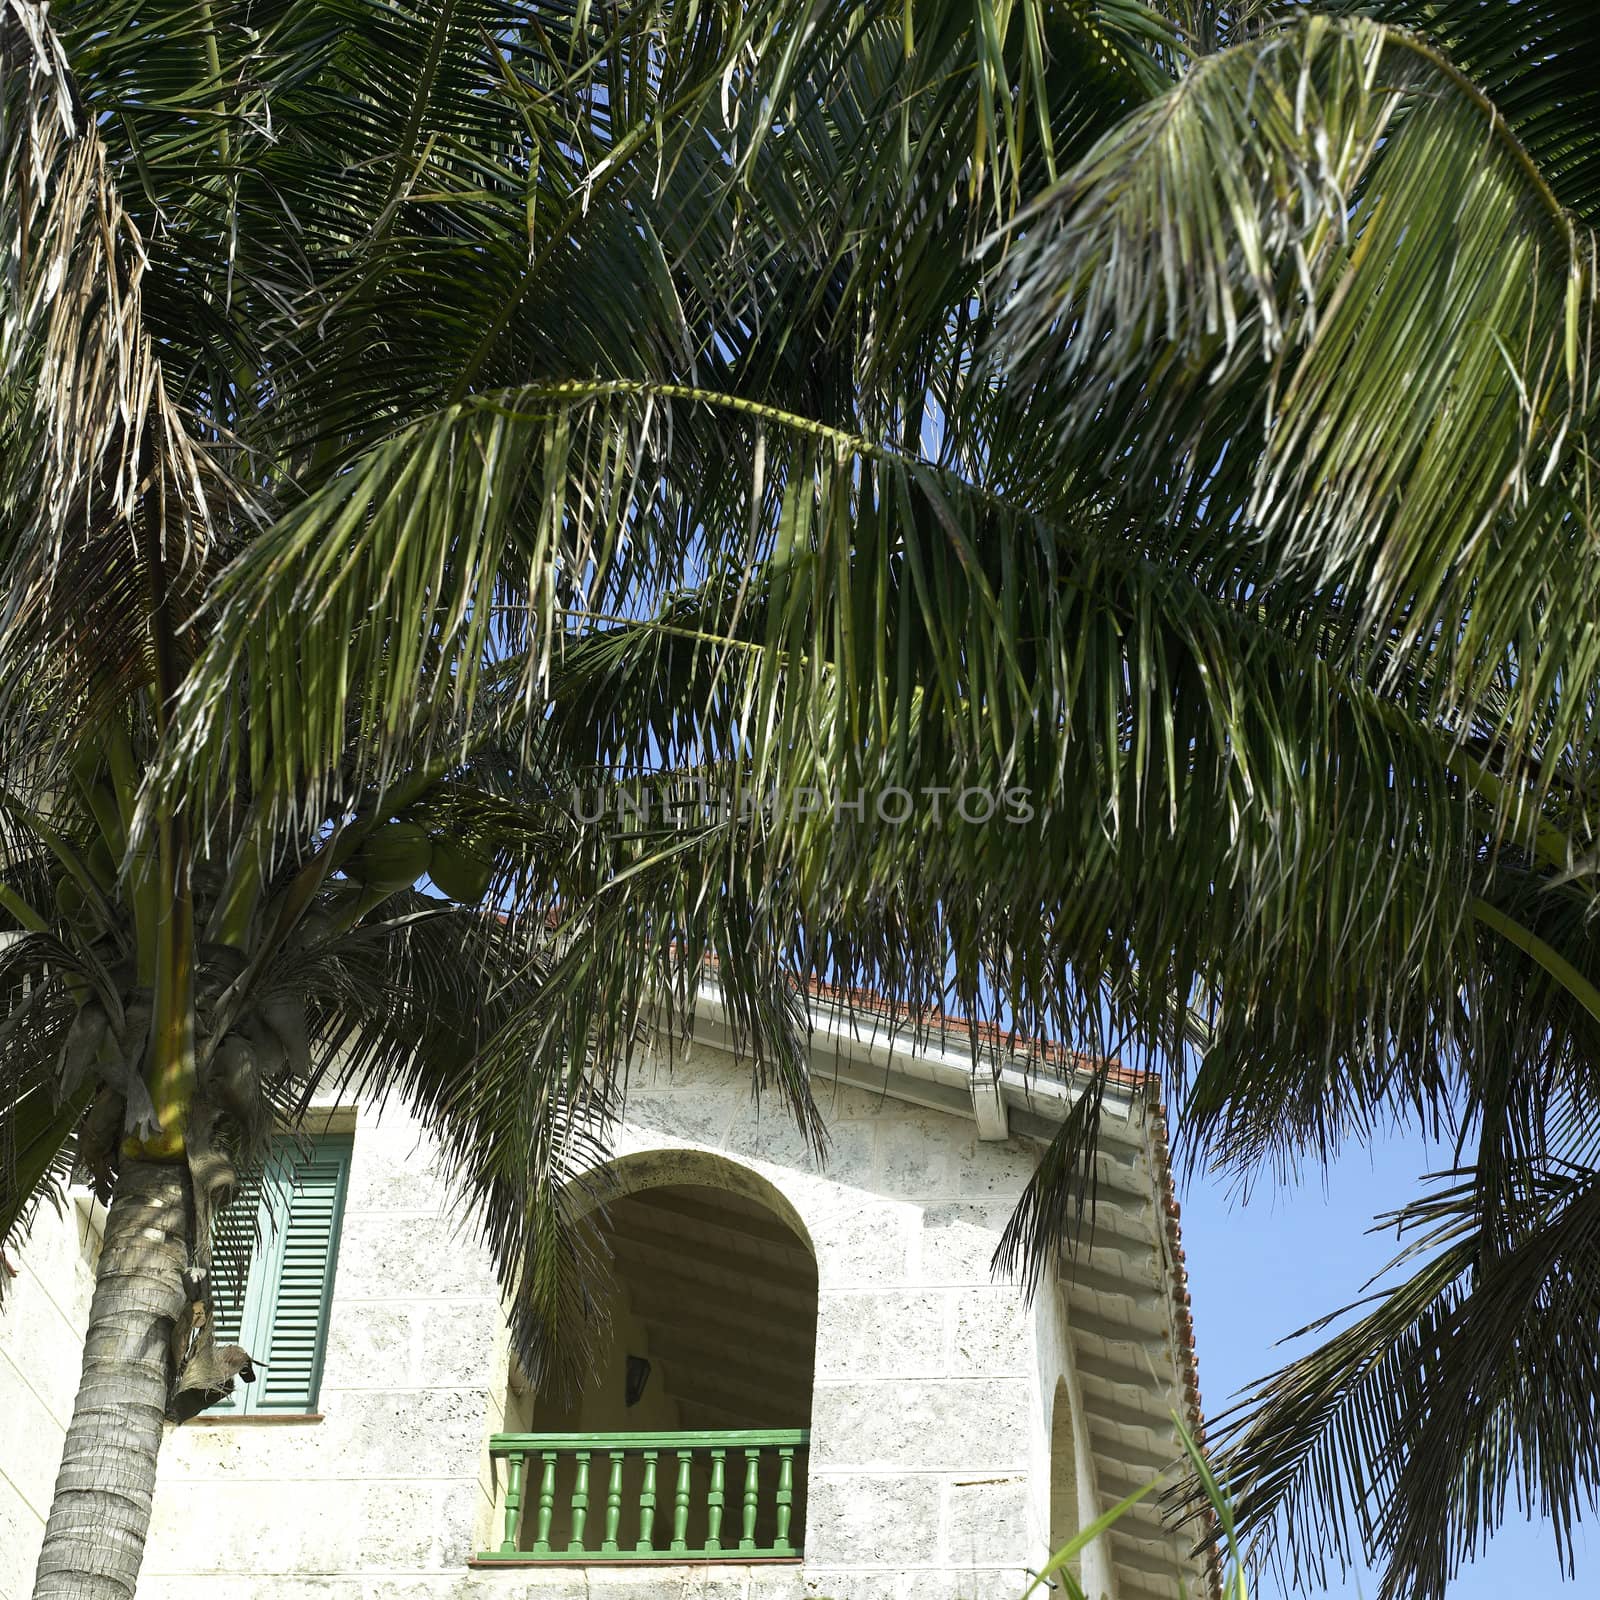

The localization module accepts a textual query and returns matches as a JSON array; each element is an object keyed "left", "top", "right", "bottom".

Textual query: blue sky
[{"left": 1179, "top": 1129, "right": 1594, "bottom": 1598}]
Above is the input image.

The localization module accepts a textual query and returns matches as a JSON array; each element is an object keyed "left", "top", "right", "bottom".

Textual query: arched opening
[
  {"left": 1049, "top": 1377, "right": 1081, "bottom": 1575},
  {"left": 496, "top": 1154, "right": 818, "bottom": 1561}
]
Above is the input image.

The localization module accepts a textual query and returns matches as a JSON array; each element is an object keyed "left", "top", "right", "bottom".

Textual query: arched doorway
[{"left": 495, "top": 1154, "right": 818, "bottom": 1561}]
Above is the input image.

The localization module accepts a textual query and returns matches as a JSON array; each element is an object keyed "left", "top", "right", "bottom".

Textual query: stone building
[{"left": 1, "top": 994, "right": 1210, "bottom": 1600}]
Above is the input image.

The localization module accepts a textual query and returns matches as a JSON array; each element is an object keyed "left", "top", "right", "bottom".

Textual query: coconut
[
  {"left": 86, "top": 835, "right": 117, "bottom": 889},
  {"left": 346, "top": 820, "right": 433, "bottom": 890},
  {"left": 429, "top": 835, "right": 495, "bottom": 903}
]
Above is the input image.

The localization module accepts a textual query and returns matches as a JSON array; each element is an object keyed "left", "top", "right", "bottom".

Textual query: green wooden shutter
[
  {"left": 207, "top": 1134, "right": 352, "bottom": 1415},
  {"left": 254, "top": 1136, "right": 351, "bottom": 1412}
]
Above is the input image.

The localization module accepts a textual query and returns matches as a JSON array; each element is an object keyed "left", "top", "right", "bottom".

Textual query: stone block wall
[
  {"left": 137, "top": 1098, "right": 505, "bottom": 1600},
  {"left": 2, "top": 1039, "right": 1083, "bottom": 1600},
  {"left": 0, "top": 1198, "right": 101, "bottom": 1600},
  {"left": 1031, "top": 1267, "right": 1111, "bottom": 1600},
  {"left": 598, "top": 1054, "right": 1053, "bottom": 1599}
]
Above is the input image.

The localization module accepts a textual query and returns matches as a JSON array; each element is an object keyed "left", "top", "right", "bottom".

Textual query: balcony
[
  {"left": 477, "top": 1429, "right": 809, "bottom": 1563},
  {"left": 479, "top": 1164, "right": 818, "bottom": 1567}
]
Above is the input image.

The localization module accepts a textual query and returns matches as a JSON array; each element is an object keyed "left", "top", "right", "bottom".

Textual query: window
[{"left": 210, "top": 1133, "right": 352, "bottom": 1415}]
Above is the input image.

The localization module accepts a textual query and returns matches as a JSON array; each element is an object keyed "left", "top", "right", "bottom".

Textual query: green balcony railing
[{"left": 477, "top": 1430, "right": 809, "bottom": 1563}]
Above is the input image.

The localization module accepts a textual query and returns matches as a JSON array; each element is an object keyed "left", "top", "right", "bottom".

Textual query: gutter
[{"left": 688, "top": 981, "right": 1148, "bottom": 1145}]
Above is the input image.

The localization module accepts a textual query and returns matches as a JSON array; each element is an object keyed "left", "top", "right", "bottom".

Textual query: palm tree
[
  {"left": 990, "top": 4, "right": 1600, "bottom": 1598},
  {"left": 0, "top": 2, "right": 1166, "bottom": 1594},
  {"left": 4, "top": 4, "right": 1600, "bottom": 1600}
]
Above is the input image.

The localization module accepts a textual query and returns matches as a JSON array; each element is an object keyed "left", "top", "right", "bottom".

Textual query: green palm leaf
[
  {"left": 1214, "top": 1160, "right": 1600, "bottom": 1600},
  {"left": 994, "top": 13, "right": 1600, "bottom": 781}
]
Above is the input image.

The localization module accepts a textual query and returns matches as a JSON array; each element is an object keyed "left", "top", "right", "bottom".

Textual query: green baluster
[
  {"left": 670, "top": 1450, "right": 692, "bottom": 1552},
  {"left": 739, "top": 1447, "right": 761, "bottom": 1551},
  {"left": 532, "top": 1452, "right": 557, "bottom": 1555},
  {"left": 706, "top": 1447, "right": 726, "bottom": 1552},
  {"left": 602, "top": 1449, "right": 625, "bottom": 1552},
  {"left": 568, "top": 1450, "right": 591, "bottom": 1552},
  {"left": 500, "top": 1450, "right": 525, "bottom": 1553},
  {"left": 637, "top": 1450, "right": 658, "bottom": 1553},
  {"left": 774, "top": 1446, "right": 796, "bottom": 1554}
]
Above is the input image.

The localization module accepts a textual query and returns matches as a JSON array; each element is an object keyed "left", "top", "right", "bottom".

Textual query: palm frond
[
  {"left": 308, "top": 897, "right": 618, "bottom": 1397},
  {"left": 0, "top": 930, "right": 90, "bottom": 1282},
  {"left": 1213, "top": 1161, "right": 1600, "bottom": 1600},
  {"left": 1335, "top": 2, "right": 1600, "bottom": 224},
  {"left": 0, "top": 0, "right": 253, "bottom": 753},
  {"left": 993, "top": 12, "right": 1600, "bottom": 783}
]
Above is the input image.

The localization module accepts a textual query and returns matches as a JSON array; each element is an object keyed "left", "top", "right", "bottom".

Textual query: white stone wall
[
  {"left": 0, "top": 1198, "right": 101, "bottom": 1600},
  {"left": 140, "top": 1096, "right": 505, "bottom": 1600},
  {"left": 1031, "top": 1272, "right": 1111, "bottom": 1600},
  {"left": 2, "top": 1040, "right": 1076, "bottom": 1600},
  {"left": 604, "top": 1049, "right": 1049, "bottom": 1600}
]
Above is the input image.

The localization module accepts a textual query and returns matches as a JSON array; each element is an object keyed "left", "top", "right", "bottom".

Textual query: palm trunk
[{"left": 31, "top": 1161, "right": 189, "bottom": 1599}]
